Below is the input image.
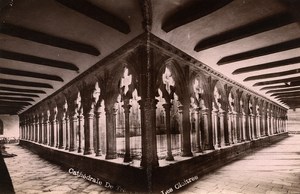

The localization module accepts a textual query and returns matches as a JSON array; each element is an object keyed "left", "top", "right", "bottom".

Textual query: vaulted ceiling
[{"left": 1, "top": 0, "right": 300, "bottom": 115}]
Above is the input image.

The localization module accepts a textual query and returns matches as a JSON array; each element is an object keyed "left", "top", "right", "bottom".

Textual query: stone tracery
[{"left": 18, "top": 40, "right": 288, "bottom": 191}]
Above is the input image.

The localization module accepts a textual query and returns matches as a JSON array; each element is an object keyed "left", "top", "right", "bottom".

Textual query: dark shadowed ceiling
[{"left": 1, "top": 0, "right": 300, "bottom": 115}]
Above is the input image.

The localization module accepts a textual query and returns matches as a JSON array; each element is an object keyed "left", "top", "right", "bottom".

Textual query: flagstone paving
[
  {"left": 4, "top": 134, "right": 300, "bottom": 194},
  {"left": 177, "top": 134, "right": 300, "bottom": 194},
  {"left": 4, "top": 145, "right": 113, "bottom": 194}
]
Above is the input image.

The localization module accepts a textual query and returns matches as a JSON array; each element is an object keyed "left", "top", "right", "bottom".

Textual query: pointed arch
[
  {"left": 213, "top": 80, "right": 227, "bottom": 110},
  {"left": 155, "top": 58, "right": 188, "bottom": 101}
]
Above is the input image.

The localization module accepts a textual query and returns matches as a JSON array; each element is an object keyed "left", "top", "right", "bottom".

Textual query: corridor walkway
[
  {"left": 3, "top": 134, "right": 300, "bottom": 194},
  {"left": 178, "top": 134, "right": 300, "bottom": 194}
]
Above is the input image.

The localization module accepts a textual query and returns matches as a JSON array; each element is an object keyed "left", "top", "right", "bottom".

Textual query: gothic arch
[
  {"left": 155, "top": 59, "right": 187, "bottom": 101},
  {"left": 213, "top": 81, "right": 227, "bottom": 110},
  {"left": 190, "top": 71, "right": 209, "bottom": 109}
]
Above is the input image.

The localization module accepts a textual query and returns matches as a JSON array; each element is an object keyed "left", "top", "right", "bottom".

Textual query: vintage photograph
[{"left": 1, "top": 0, "right": 300, "bottom": 193}]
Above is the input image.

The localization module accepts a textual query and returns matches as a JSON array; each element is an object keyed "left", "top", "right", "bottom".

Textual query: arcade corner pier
[{"left": 18, "top": 34, "right": 288, "bottom": 192}]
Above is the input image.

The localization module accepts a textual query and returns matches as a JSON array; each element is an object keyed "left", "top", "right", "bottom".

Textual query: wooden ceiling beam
[
  {"left": 0, "top": 108, "right": 20, "bottom": 115},
  {"left": 271, "top": 90, "right": 300, "bottom": 97},
  {"left": 260, "top": 84, "right": 300, "bottom": 91},
  {"left": 0, "top": 92, "right": 39, "bottom": 98},
  {"left": 56, "top": 0, "right": 130, "bottom": 34},
  {"left": 0, "top": 67, "right": 63, "bottom": 82},
  {"left": 0, "top": 86, "right": 46, "bottom": 94},
  {"left": 0, "top": 50, "right": 79, "bottom": 71},
  {"left": 0, "top": 23, "right": 100, "bottom": 56},
  {"left": 254, "top": 76, "right": 300, "bottom": 87},
  {"left": 194, "top": 12, "right": 296, "bottom": 52},
  {"left": 218, "top": 38, "right": 300, "bottom": 65},
  {"left": 274, "top": 91, "right": 300, "bottom": 98},
  {"left": 0, "top": 96, "right": 35, "bottom": 102},
  {"left": 244, "top": 68, "right": 300, "bottom": 81},
  {"left": 162, "top": 0, "right": 233, "bottom": 32},
  {"left": 0, "top": 78, "right": 53, "bottom": 89},
  {"left": 266, "top": 86, "right": 300, "bottom": 94},
  {"left": 0, "top": 100, "right": 32, "bottom": 106},
  {"left": 233, "top": 56, "right": 300, "bottom": 74}
]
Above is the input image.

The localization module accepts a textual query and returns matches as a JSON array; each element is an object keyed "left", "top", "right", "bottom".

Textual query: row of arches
[{"left": 19, "top": 54, "right": 288, "bottom": 166}]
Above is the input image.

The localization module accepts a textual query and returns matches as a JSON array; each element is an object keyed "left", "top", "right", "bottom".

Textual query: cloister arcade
[{"left": 19, "top": 41, "right": 288, "bottom": 173}]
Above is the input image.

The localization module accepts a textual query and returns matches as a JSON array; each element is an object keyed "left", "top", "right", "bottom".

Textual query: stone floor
[
  {"left": 3, "top": 134, "right": 300, "bottom": 194},
  {"left": 4, "top": 145, "right": 113, "bottom": 194},
  {"left": 177, "top": 134, "right": 300, "bottom": 194}
]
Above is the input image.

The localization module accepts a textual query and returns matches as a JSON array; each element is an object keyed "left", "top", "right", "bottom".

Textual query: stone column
[
  {"left": 66, "top": 94, "right": 79, "bottom": 152},
  {"left": 31, "top": 116, "right": 34, "bottom": 141},
  {"left": 81, "top": 84, "right": 97, "bottom": 155},
  {"left": 241, "top": 112, "right": 246, "bottom": 141},
  {"left": 227, "top": 111, "right": 232, "bottom": 144},
  {"left": 123, "top": 99, "right": 132, "bottom": 162},
  {"left": 94, "top": 105, "right": 102, "bottom": 156},
  {"left": 202, "top": 108, "right": 214, "bottom": 150},
  {"left": 194, "top": 107, "right": 202, "bottom": 152},
  {"left": 55, "top": 114, "right": 59, "bottom": 148},
  {"left": 257, "top": 114, "right": 261, "bottom": 138},
  {"left": 24, "top": 119, "right": 27, "bottom": 140},
  {"left": 249, "top": 114, "right": 254, "bottom": 140},
  {"left": 276, "top": 115, "right": 279, "bottom": 134},
  {"left": 261, "top": 112, "right": 265, "bottom": 137},
  {"left": 44, "top": 111, "right": 49, "bottom": 145},
  {"left": 69, "top": 113, "right": 77, "bottom": 152},
  {"left": 181, "top": 97, "right": 193, "bottom": 157},
  {"left": 219, "top": 109, "right": 226, "bottom": 147},
  {"left": 212, "top": 108, "right": 219, "bottom": 148},
  {"left": 232, "top": 111, "right": 238, "bottom": 144},
  {"left": 83, "top": 105, "right": 94, "bottom": 155},
  {"left": 77, "top": 108, "right": 84, "bottom": 153},
  {"left": 139, "top": 98, "right": 159, "bottom": 167},
  {"left": 50, "top": 107, "right": 57, "bottom": 147},
  {"left": 34, "top": 115, "right": 38, "bottom": 142},
  {"left": 253, "top": 113, "right": 257, "bottom": 139},
  {"left": 178, "top": 105, "right": 185, "bottom": 153},
  {"left": 39, "top": 113, "right": 43, "bottom": 143},
  {"left": 266, "top": 111, "right": 270, "bottom": 136},
  {"left": 163, "top": 102, "right": 174, "bottom": 161},
  {"left": 270, "top": 110, "right": 274, "bottom": 135},
  {"left": 58, "top": 110, "right": 65, "bottom": 149},
  {"left": 105, "top": 104, "right": 117, "bottom": 159},
  {"left": 65, "top": 114, "right": 70, "bottom": 150}
]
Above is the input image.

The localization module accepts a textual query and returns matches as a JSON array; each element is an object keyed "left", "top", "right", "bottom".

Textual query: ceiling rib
[
  {"left": 244, "top": 68, "right": 300, "bottom": 81},
  {"left": 217, "top": 37, "right": 300, "bottom": 65},
  {"left": 232, "top": 56, "right": 300, "bottom": 74},
  {"left": 253, "top": 76, "right": 300, "bottom": 86},
  {"left": 0, "top": 92, "right": 39, "bottom": 97},
  {"left": 162, "top": 0, "right": 233, "bottom": 32},
  {"left": 0, "top": 67, "right": 64, "bottom": 82},
  {"left": 56, "top": 0, "right": 130, "bottom": 34},
  {"left": 0, "top": 86, "right": 46, "bottom": 94},
  {"left": 0, "top": 23, "right": 100, "bottom": 56},
  {"left": 0, "top": 50, "right": 79, "bottom": 71},
  {"left": 194, "top": 12, "right": 296, "bottom": 52},
  {"left": 0, "top": 78, "right": 53, "bottom": 88}
]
